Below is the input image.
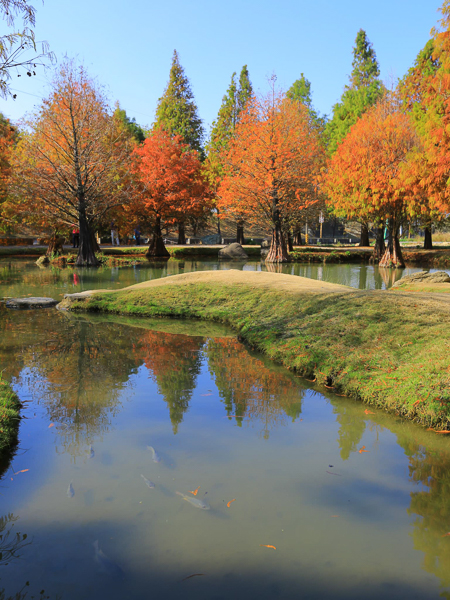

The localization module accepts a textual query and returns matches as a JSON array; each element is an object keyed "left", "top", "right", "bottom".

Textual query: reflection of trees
[
  {"left": 206, "top": 338, "right": 303, "bottom": 438},
  {"left": 331, "top": 403, "right": 366, "bottom": 460},
  {"left": 0, "top": 513, "right": 30, "bottom": 565},
  {"left": 404, "top": 440, "right": 450, "bottom": 591},
  {"left": 8, "top": 311, "right": 145, "bottom": 457},
  {"left": 139, "top": 331, "right": 203, "bottom": 433}
]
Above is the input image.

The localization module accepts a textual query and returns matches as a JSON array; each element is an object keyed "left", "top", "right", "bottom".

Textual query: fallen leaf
[
  {"left": 181, "top": 573, "right": 204, "bottom": 582},
  {"left": 442, "top": 532, "right": 450, "bottom": 537},
  {"left": 358, "top": 446, "right": 369, "bottom": 453},
  {"left": 48, "top": 423, "right": 54, "bottom": 428},
  {"left": 364, "top": 409, "right": 375, "bottom": 415},
  {"left": 227, "top": 499, "right": 236, "bottom": 508},
  {"left": 260, "top": 544, "right": 276, "bottom": 550},
  {"left": 188, "top": 486, "right": 200, "bottom": 496},
  {"left": 435, "top": 430, "right": 450, "bottom": 434},
  {"left": 14, "top": 469, "right": 29, "bottom": 475}
]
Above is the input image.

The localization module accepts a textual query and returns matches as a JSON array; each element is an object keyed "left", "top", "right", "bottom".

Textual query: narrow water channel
[{"left": 0, "top": 303, "right": 450, "bottom": 599}]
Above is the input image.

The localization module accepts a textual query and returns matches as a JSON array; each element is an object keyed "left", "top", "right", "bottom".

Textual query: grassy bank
[
  {"left": 0, "top": 374, "right": 21, "bottom": 452},
  {"left": 62, "top": 273, "right": 450, "bottom": 429}
]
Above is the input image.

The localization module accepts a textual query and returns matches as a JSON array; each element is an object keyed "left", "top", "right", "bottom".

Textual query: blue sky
[{"left": 0, "top": 0, "right": 444, "bottom": 137}]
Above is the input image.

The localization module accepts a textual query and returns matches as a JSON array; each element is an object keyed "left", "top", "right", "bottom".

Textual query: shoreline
[
  {"left": 58, "top": 270, "right": 450, "bottom": 430},
  {"left": 0, "top": 375, "right": 21, "bottom": 453},
  {"left": 1, "top": 244, "right": 450, "bottom": 268}
]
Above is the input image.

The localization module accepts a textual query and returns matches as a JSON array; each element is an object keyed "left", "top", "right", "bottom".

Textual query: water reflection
[
  {"left": 1, "top": 306, "right": 450, "bottom": 597},
  {"left": 139, "top": 330, "right": 203, "bottom": 433},
  {"left": 206, "top": 338, "right": 303, "bottom": 437},
  {"left": 1, "top": 258, "right": 446, "bottom": 302}
]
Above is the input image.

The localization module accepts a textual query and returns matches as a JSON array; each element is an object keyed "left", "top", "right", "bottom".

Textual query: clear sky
[{"left": 0, "top": 0, "right": 444, "bottom": 137}]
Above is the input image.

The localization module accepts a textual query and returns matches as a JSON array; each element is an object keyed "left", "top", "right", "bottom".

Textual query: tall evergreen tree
[
  {"left": 237, "top": 64, "right": 253, "bottom": 113},
  {"left": 113, "top": 103, "right": 145, "bottom": 143},
  {"left": 324, "top": 30, "right": 384, "bottom": 155},
  {"left": 205, "top": 66, "right": 253, "bottom": 242},
  {"left": 287, "top": 73, "right": 325, "bottom": 130},
  {"left": 153, "top": 50, "right": 204, "bottom": 155}
]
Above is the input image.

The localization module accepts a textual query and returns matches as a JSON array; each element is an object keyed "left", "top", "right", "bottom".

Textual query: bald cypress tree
[{"left": 154, "top": 50, "right": 204, "bottom": 155}]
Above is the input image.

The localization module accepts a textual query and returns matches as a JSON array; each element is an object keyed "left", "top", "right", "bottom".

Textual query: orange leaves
[
  {"left": 188, "top": 486, "right": 200, "bottom": 496},
  {"left": 358, "top": 446, "right": 370, "bottom": 453},
  {"left": 218, "top": 93, "right": 324, "bottom": 229},
  {"left": 227, "top": 499, "right": 236, "bottom": 508},
  {"left": 131, "top": 131, "right": 210, "bottom": 225},
  {"left": 323, "top": 96, "right": 419, "bottom": 223},
  {"left": 48, "top": 423, "right": 54, "bottom": 428},
  {"left": 260, "top": 544, "right": 276, "bottom": 550},
  {"left": 364, "top": 409, "right": 375, "bottom": 415}
]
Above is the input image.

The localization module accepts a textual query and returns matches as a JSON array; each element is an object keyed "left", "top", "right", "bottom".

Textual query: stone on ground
[
  {"left": 218, "top": 243, "right": 249, "bottom": 260},
  {"left": 392, "top": 271, "right": 450, "bottom": 288},
  {"left": 6, "top": 297, "right": 58, "bottom": 309}
]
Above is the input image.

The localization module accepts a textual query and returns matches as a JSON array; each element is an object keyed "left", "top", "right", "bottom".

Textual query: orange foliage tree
[
  {"left": 131, "top": 130, "right": 210, "bottom": 258},
  {"left": 0, "top": 112, "right": 16, "bottom": 231},
  {"left": 218, "top": 83, "right": 324, "bottom": 262},
  {"left": 395, "top": 4, "right": 450, "bottom": 244},
  {"left": 323, "top": 96, "right": 419, "bottom": 268},
  {"left": 10, "top": 59, "right": 134, "bottom": 265}
]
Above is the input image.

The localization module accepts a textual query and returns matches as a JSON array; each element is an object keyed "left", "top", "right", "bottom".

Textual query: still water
[
  {"left": 0, "top": 259, "right": 450, "bottom": 599},
  {"left": 0, "top": 257, "right": 448, "bottom": 301}
]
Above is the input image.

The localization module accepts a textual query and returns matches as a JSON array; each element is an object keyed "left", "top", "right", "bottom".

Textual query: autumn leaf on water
[
  {"left": 14, "top": 469, "right": 29, "bottom": 475},
  {"left": 442, "top": 532, "right": 450, "bottom": 537},
  {"left": 358, "top": 446, "right": 369, "bottom": 453},
  {"left": 364, "top": 409, "right": 374, "bottom": 415},
  {"left": 188, "top": 486, "right": 200, "bottom": 496},
  {"left": 227, "top": 499, "right": 236, "bottom": 508},
  {"left": 48, "top": 423, "right": 54, "bottom": 428},
  {"left": 435, "top": 430, "right": 450, "bottom": 434},
  {"left": 260, "top": 544, "right": 276, "bottom": 550}
]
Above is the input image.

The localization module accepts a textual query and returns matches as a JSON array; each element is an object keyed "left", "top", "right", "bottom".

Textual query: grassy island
[{"left": 58, "top": 270, "right": 450, "bottom": 430}]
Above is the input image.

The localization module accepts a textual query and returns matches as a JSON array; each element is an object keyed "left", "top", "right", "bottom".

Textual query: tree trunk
[
  {"left": 379, "top": 225, "right": 405, "bottom": 268},
  {"left": 236, "top": 221, "right": 244, "bottom": 245},
  {"left": 146, "top": 216, "right": 170, "bottom": 259},
  {"left": 359, "top": 223, "right": 370, "bottom": 247},
  {"left": 46, "top": 231, "right": 64, "bottom": 257},
  {"left": 423, "top": 226, "right": 433, "bottom": 249},
  {"left": 216, "top": 208, "right": 221, "bottom": 238},
  {"left": 177, "top": 221, "right": 186, "bottom": 245},
  {"left": 76, "top": 209, "right": 100, "bottom": 267},
  {"left": 372, "top": 227, "right": 386, "bottom": 262},
  {"left": 287, "top": 231, "right": 294, "bottom": 252},
  {"left": 293, "top": 228, "right": 303, "bottom": 246},
  {"left": 266, "top": 225, "right": 290, "bottom": 262}
]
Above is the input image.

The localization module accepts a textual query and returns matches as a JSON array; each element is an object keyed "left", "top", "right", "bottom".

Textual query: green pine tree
[
  {"left": 113, "top": 103, "right": 145, "bottom": 143},
  {"left": 237, "top": 64, "right": 253, "bottom": 114},
  {"left": 153, "top": 50, "right": 204, "bottom": 156},
  {"left": 206, "top": 65, "right": 253, "bottom": 164},
  {"left": 287, "top": 73, "right": 325, "bottom": 130},
  {"left": 324, "top": 29, "right": 384, "bottom": 155}
]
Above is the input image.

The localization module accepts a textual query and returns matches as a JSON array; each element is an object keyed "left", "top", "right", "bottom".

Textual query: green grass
[
  {"left": 64, "top": 281, "right": 450, "bottom": 429},
  {"left": 0, "top": 374, "right": 21, "bottom": 452}
]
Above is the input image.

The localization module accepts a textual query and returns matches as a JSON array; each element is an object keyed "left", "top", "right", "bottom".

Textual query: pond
[
  {"left": 1, "top": 257, "right": 448, "bottom": 302},
  {"left": 0, "top": 299, "right": 450, "bottom": 599}
]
